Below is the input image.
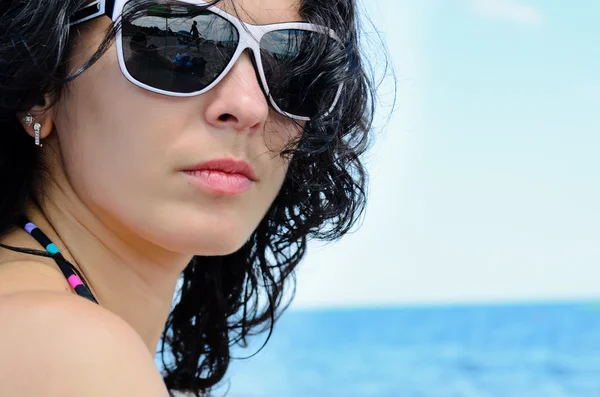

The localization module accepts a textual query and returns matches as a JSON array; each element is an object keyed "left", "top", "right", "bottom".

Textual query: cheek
[
  {"left": 263, "top": 115, "right": 305, "bottom": 153},
  {"left": 54, "top": 47, "right": 192, "bottom": 238},
  {"left": 56, "top": 54, "right": 162, "bottom": 193},
  {"left": 57, "top": 35, "right": 198, "bottom": 190},
  {"left": 260, "top": 119, "right": 303, "bottom": 196}
]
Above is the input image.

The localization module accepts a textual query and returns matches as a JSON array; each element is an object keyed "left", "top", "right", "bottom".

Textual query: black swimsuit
[{"left": 15, "top": 215, "right": 98, "bottom": 304}]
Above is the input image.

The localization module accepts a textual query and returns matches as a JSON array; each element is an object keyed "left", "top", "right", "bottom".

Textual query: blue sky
[{"left": 292, "top": 0, "right": 600, "bottom": 308}]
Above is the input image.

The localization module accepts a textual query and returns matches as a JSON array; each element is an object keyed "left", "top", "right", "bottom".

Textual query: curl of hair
[{"left": 0, "top": 0, "right": 378, "bottom": 395}]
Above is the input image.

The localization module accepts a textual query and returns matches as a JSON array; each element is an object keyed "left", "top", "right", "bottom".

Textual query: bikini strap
[{"left": 15, "top": 215, "right": 98, "bottom": 304}]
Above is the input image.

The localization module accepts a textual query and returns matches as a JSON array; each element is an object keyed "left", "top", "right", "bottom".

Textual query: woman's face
[{"left": 50, "top": 0, "right": 303, "bottom": 256}]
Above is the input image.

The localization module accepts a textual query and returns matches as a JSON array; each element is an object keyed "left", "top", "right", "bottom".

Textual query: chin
[
  {"left": 126, "top": 203, "right": 263, "bottom": 258},
  {"left": 192, "top": 233, "right": 250, "bottom": 256},
  {"left": 155, "top": 221, "right": 255, "bottom": 257}
]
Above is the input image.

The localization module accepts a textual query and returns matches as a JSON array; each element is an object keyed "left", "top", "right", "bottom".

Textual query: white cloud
[{"left": 470, "top": 0, "right": 543, "bottom": 26}]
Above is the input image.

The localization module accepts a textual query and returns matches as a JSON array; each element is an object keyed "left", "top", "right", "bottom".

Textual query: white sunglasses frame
[{"left": 71, "top": 0, "right": 344, "bottom": 120}]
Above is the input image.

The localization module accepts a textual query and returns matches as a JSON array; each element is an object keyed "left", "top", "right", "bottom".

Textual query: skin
[{"left": 0, "top": 0, "right": 305, "bottom": 394}]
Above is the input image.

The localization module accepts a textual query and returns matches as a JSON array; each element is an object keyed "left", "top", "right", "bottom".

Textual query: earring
[
  {"left": 33, "top": 122, "right": 42, "bottom": 147},
  {"left": 23, "top": 114, "right": 34, "bottom": 127}
]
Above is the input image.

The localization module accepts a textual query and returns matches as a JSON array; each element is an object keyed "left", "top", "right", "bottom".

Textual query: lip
[
  {"left": 181, "top": 158, "right": 258, "bottom": 195},
  {"left": 183, "top": 158, "right": 258, "bottom": 181}
]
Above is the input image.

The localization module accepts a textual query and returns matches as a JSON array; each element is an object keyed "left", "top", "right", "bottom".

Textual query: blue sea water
[{"left": 212, "top": 302, "right": 600, "bottom": 397}]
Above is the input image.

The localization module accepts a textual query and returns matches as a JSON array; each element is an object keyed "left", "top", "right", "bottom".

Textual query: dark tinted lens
[
  {"left": 122, "top": 3, "right": 239, "bottom": 93},
  {"left": 260, "top": 29, "right": 343, "bottom": 118}
]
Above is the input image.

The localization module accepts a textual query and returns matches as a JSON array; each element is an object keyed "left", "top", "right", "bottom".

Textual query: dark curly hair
[{"left": 0, "top": 0, "right": 377, "bottom": 395}]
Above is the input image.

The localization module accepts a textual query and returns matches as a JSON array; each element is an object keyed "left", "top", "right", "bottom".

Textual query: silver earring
[
  {"left": 23, "top": 114, "right": 34, "bottom": 127},
  {"left": 33, "top": 122, "right": 42, "bottom": 147}
]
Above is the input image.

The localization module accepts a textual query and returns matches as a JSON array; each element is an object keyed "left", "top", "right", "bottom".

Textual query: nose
[{"left": 202, "top": 52, "right": 269, "bottom": 132}]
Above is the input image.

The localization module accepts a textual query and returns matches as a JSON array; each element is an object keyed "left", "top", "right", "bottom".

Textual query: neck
[{"left": 25, "top": 184, "right": 191, "bottom": 352}]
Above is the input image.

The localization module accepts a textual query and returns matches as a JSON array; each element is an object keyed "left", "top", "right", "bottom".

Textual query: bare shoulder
[
  {"left": 0, "top": 292, "right": 170, "bottom": 397},
  {"left": 0, "top": 226, "right": 72, "bottom": 296},
  {"left": 0, "top": 259, "right": 71, "bottom": 296}
]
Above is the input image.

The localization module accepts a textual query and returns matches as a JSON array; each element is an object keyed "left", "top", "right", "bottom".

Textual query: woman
[
  {"left": 0, "top": 0, "right": 374, "bottom": 395},
  {"left": 190, "top": 20, "right": 201, "bottom": 50}
]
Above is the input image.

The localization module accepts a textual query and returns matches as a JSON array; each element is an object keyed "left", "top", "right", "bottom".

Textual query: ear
[{"left": 17, "top": 96, "right": 55, "bottom": 143}]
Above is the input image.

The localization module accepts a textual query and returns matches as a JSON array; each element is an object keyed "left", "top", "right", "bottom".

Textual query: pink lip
[{"left": 182, "top": 158, "right": 257, "bottom": 195}]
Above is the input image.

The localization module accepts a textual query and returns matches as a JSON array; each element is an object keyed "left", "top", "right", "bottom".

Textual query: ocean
[{"left": 210, "top": 302, "right": 600, "bottom": 397}]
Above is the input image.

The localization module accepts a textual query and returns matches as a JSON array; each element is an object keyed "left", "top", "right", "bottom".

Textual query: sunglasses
[{"left": 71, "top": 0, "right": 345, "bottom": 120}]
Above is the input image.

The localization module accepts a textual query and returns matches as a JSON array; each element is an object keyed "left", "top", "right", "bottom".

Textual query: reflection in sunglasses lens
[{"left": 122, "top": 5, "right": 239, "bottom": 93}]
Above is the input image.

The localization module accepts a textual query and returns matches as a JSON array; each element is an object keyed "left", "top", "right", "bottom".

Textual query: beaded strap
[{"left": 15, "top": 215, "right": 98, "bottom": 304}]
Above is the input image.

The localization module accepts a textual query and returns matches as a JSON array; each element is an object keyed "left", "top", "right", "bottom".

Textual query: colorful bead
[
  {"left": 67, "top": 274, "right": 84, "bottom": 289},
  {"left": 46, "top": 243, "right": 59, "bottom": 255},
  {"left": 24, "top": 222, "right": 36, "bottom": 234}
]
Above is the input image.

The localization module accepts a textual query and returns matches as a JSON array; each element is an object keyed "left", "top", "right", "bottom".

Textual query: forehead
[{"left": 215, "top": 0, "right": 303, "bottom": 25}]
